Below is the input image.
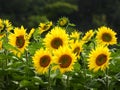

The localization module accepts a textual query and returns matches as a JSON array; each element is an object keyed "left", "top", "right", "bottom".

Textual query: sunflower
[
  {"left": 82, "top": 30, "right": 94, "bottom": 43},
  {"left": 57, "top": 17, "right": 69, "bottom": 27},
  {"left": 53, "top": 46, "right": 76, "bottom": 74},
  {"left": 8, "top": 26, "right": 29, "bottom": 57},
  {"left": 0, "top": 19, "right": 4, "bottom": 31},
  {"left": 0, "top": 19, "right": 4, "bottom": 38},
  {"left": 69, "top": 30, "right": 81, "bottom": 40},
  {"left": 96, "top": 26, "right": 117, "bottom": 45},
  {"left": 88, "top": 46, "right": 111, "bottom": 72},
  {"left": 70, "top": 40, "right": 83, "bottom": 59},
  {"left": 32, "top": 48, "right": 53, "bottom": 74},
  {"left": 44, "top": 27, "right": 69, "bottom": 51},
  {"left": 38, "top": 21, "right": 52, "bottom": 34},
  {"left": 3, "top": 19, "right": 13, "bottom": 32}
]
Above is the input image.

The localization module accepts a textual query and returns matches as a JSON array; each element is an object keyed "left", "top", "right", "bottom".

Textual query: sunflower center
[
  {"left": 51, "top": 37, "right": 63, "bottom": 49},
  {"left": 96, "top": 54, "right": 107, "bottom": 66},
  {"left": 59, "top": 54, "right": 72, "bottom": 68},
  {"left": 16, "top": 35, "right": 25, "bottom": 48},
  {"left": 102, "top": 33, "right": 112, "bottom": 42},
  {"left": 40, "top": 55, "right": 50, "bottom": 67},
  {"left": 43, "top": 25, "right": 49, "bottom": 31},
  {"left": 73, "top": 47, "right": 80, "bottom": 56}
]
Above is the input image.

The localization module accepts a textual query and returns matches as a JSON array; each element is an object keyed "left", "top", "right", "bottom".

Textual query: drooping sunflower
[
  {"left": 44, "top": 27, "right": 69, "bottom": 51},
  {"left": 38, "top": 21, "right": 52, "bottom": 34},
  {"left": 8, "top": 26, "right": 29, "bottom": 57},
  {"left": 96, "top": 26, "right": 117, "bottom": 45},
  {"left": 32, "top": 48, "right": 53, "bottom": 74},
  {"left": 88, "top": 46, "right": 111, "bottom": 72},
  {"left": 70, "top": 40, "right": 83, "bottom": 59},
  {"left": 82, "top": 30, "right": 94, "bottom": 43},
  {"left": 57, "top": 17, "right": 69, "bottom": 27},
  {"left": 53, "top": 46, "right": 77, "bottom": 74}
]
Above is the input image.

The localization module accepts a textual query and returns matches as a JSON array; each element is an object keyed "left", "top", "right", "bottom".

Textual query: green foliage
[{"left": 0, "top": 17, "right": 120, "bottom": 90}]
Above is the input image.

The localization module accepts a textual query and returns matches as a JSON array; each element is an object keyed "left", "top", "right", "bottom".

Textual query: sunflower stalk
[
  {"left": 81, "top": 53, "right": 87, "bottom": 89},
  {"left": 105, "top": 68, "right": 109, "bottom": 90},
  {"left": 66, "top": 74, "right": 70, "bottom": 90},
  {"left": 25, "top": 50, "right": 30, "bottom": 80},
  {"left": 48, "top": 65, "right": 51, "bottom": 90},
  {"left": 3, "top": 30, "right": 10, "bottom": 88}
]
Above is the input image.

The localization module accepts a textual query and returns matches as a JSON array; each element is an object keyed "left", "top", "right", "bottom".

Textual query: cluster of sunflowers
[{"left": 0, "top": 17, "right": 119, "bottom": 89}]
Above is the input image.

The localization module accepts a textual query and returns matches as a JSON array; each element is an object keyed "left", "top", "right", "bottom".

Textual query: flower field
[{"left": 0, "top": 17, "right": 120, "bottom": 90}]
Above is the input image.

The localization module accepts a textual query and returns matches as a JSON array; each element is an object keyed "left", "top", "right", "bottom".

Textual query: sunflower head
[
  {"left": 82, "top": 30, "right": 94, "bottom": 43},
  {"left": 69, "top": 30, "right": 81, "bottom": 40},
  {"left": 70, "top": 40, "right": 83, "bottom": 59},
  {"left": 88, "top": 45, "right": 111, "bottom": 72},
  {"left": 38, "top": 21, "right": 52, "bottom": 34},
  {"left": 44, "top": 27, "right": 69, "bottom": 51},
  {"left": 57, "top": 17, "right": 69, "bottom": 27},
  {"left": 32, "top": 48, "right": 53, "bottom": 74},
  {"left": 0, "top": 19, "right": 5, "bottom": 38},
  {"left": 53, "top": 46, "right": 76, "bottom": 74},
  {"left": 96, "top": 26, "right": 117, "bottom": 45},
  {"left": 8, "top": 26, "right": 29, "bottom": 57},
  {"left": 0, "top": 19, "right": 4, "bottom": 31},
  {"left": 3, "top": 19, "right": 13, "bottom": 32}
]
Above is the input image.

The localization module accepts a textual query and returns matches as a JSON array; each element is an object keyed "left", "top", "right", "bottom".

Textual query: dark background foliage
[{"left": 0, "top": 0, "right": 120, "bottom": 40}]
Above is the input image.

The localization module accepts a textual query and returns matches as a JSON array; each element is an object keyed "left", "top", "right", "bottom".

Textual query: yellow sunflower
[
  {"left": 3, "top": 19, "right": 13, "bottom": 32},
  {"left": 44, "top": 26, "right": 69, "bottom": 51},
  {"left": 38, "top": 21, "right": 52, "bottom": 34},
  {"left": 8, "top": 26, "right": 29, "bottom": 57},
  {"left": 82, "top": 30, "right": 94, "bottom": 43},
  {"left": 96, "top": 26, "right": 117, "bottom": 45},
  {"left": 69, "top": 30, "right": 81, "bottom": 40},
  {"left": 0, "top": 19, "right": 4, "bottom": 38},
  {"left": 53, "top": 46, "right": 77, "bottom": 74},
  {"left": 32, "top": 48, "right": 53, "bottom": 74},
  {"left": 88, "top": 46, "right": 111, "bottom": 72},
  {"left": 0, "top": 19, "right": 4, "bottom": 31},
  {"left": 70, "top": 40, "right": 83, "bottom": 59}
]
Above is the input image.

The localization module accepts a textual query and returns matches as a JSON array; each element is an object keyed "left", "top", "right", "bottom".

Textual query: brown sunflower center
[
  {"left": 59, "top": 54, "right": 72, "bottom": 68},
  {"left": 16, "top": 35, "right": 25, "bottom": 48},
  {"left": 0, "top": 25, "right": 4, "bottom": 30},
  {"left": 51, "top": 37, "right": 63, "bottom": 49},
  {"left": 96, "top": 54, "right": 107, "bottom": 66},
  {"left": 40, "top": 55, "right": 51, "bottom": 67},
  {"left": 42, "top": 25, "right": 49, "bottom": 31},
  {"left": 102, "top": 33, "right": 112, "bottom": 42},
  {"left": 73, "top": 47, "right": 80, "bottom": 56}
]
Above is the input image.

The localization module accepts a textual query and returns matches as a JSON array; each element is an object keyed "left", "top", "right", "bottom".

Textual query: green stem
[
  {"left": 81, "top": 53, "right": 87, "bottom": 90},
  {"left": 48, "top": 66, "right": 51, "bottom": 90},
  {"left": 105, "top": 68, "right": 109, "bottom": 90},
  {"left": 66, "top": 74, "right": 70, "bottom": 90}
]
